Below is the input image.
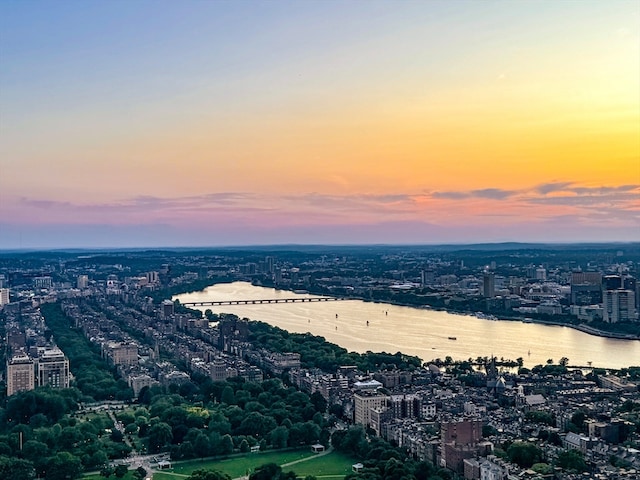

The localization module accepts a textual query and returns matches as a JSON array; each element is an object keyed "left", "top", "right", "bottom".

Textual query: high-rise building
[
  {"left": 36, "top": 347, "right": 70, "bottom": 389},
  {"left": 483, "top": 273, "right": 495, "bottom": 298},
  {"left": 77, "top": 275, "right": 89, "bottom": 289},
  {"left": 421, "top": 269, "right": 435, "bottom": 286},
  {"left": 146, "top": 271, "right": 159, "bottom": 283},
  {"left": 290, "top": 267, "right": 300, "bottom": 284},
  {"left": 571, "top": 272, "right": 603, "bottom": 305},
  {"left": 603, "top": 289, "right": 636, "bottom": 323},
  {"left": 0, "top": 288, "right": 9, "bottom": 306},
  {"left": 7, "top": 352, "right": 35, "bottom": 396},
  {"left": 265, "top": 256, "right": 274, "bottom": 274}
]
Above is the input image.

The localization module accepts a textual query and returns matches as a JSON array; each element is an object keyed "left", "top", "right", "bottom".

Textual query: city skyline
[{"left": 1, "top": 1, "right": 639, "bottom": 249}]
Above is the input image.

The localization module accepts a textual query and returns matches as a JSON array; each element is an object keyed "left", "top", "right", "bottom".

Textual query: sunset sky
[{"left": 1, "top": 0, "right": 638, "bottom": 248}]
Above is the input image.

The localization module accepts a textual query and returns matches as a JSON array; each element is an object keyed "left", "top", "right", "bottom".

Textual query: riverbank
[{"left": 176, "top": 281, "right": 640, "bottom": 369}]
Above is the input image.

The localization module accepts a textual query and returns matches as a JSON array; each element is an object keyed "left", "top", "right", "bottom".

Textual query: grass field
[
  {"left": 283, "top": 451, "right": 357, "bottom": 478},
  {"left": 149, "top": 449, "right": 357, "bottom": 479}
]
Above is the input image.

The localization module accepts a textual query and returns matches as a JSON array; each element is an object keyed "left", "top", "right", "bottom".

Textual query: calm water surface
[{"left": 175, "top": 282, "right": 640, "bottom": 370}]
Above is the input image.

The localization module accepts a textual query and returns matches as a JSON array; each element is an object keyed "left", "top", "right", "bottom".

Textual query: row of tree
[
  {"left": 247, "top": 319, "right": 422, "bottom": 372},
  {"left": 41, "top": 303, "right": 133, "bottom": 401}
]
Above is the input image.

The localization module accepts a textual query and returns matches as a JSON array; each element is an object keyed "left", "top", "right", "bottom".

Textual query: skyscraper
[{"left": 483, "top": 273, "right": 495, "bottom": 298}]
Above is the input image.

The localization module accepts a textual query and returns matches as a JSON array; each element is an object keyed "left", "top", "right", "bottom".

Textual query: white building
[
  {"left": 0, "top": 288, "right": 9, "bottom": 306},
  {"left": 604, "top": 289, "right": 636, "bottom": 323}
]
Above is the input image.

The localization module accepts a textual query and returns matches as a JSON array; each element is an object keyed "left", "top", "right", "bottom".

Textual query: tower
[{"left": 483, "top": 273, "right": 495, "bottom": 298}]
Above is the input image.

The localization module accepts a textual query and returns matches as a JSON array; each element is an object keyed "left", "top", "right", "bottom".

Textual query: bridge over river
[{"left": 181, "top": 296, "right": 346, "bottom": 307}]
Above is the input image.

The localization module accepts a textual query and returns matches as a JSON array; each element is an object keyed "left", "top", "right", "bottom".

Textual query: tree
[
  {"left": 100, "top": 466, "right": 115, "bottom": 478},
  {"left": 557, "top": 449, "right": 587, "bottom": 472},
  {"left": 249, "top": 463, "right": 281, "bottom": 480},
  {"left": 526, "top": 410, "right": 555, "bottom": 426},
  {"left": 531, "top": 463, "right": 553, "bottom": 474},
  {"left": 133, "top": 467, "right": 147, "bottom": 480},
  {"left": 220, "top": 434, "right": 234, "bottom": 454},
  {"left": 221, "top": 386, "right": 236, "bottom": 405},
  {"left": 482, "top": 425, "right": 498, "bottom": 437},
  {"left": 147, "top": 422, "right": 173, "bottom": 453},
  {"left": 21, "top": 440, "right": 49, "bottom": 464},
  {"left": 571, "top": 410, "right": 586, "bottom": 430},
  {"left": 507, "top": 441, "right": 542, "bottom": 468},
  {"left": 238, "top": 412, "right": 277, "bottom": 438},
  {"left": 114, "top": 465, "right": 129, "bottom": 478},
  {"left": 0, "top": 456, "right": 35, "bottom": 480},
  {"left": 310, "top": 391, "right": 327, "bottom": 413},
  {"left": 188, "top": 469, "right": 232, "bottom": 480},
  {"left": 337, "top": 426, "right": 368, "bottom": 456},
  {"left": 239, "top": 439, "right": 250, "bottom": 453},
  {"left": 194, "top": 432, "right": 211, "bottom": 459},
  {"left": 249, "top": 463, "right": 296, "bottom": 480},
  {"left": 270, "top": 425, "right": 289, "bottom": 449},
  {"left": 45, "top": 452, "right": 84, "bottom": 480},
  {"left": 559, "top": 357, "right": 569, "bottom": 367}
]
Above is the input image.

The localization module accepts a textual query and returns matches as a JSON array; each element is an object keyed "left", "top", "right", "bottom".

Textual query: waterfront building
[
  {"left": 603, "top": 289, "right": 636, "bottom": 323},
  {"left": 571, "top": 272, "right": 602, "bottom": 305},
  {"left": 483, "top": 274, "right": 495, "bottom": 298}
]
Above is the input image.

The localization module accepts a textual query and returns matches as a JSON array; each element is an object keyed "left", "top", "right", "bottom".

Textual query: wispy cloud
[
  {"left": 535, "top": 182, "right": 574, "bottom": 195},
  {"left": 431, "top": 188, "right": 518, "bottom": 200},
  {"left": 8, "top": 182, "right": 639, "bottom": 236}
]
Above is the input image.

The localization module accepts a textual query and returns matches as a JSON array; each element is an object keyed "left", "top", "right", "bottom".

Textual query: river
[{"left": 174, "top": 282, "right": 640, "bottom": 370}]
